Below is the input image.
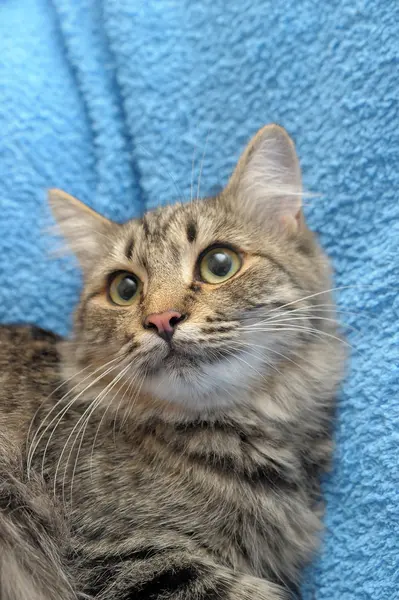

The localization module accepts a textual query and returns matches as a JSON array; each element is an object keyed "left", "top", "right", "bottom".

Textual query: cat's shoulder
[
  {"left": 0, "top": 324, "right": 61, "bottom": 358},
  {"left": 0, "top": 324, "right": 62, "bottom": 418}
]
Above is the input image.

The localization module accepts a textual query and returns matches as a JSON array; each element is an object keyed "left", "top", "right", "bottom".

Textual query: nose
[{"left": 143, "top": 310, "right": 186, "bottom": 342}]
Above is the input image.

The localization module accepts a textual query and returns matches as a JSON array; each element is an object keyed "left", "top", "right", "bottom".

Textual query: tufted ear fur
[
  {"left": 48, "top": 189, "right": 116, "bottom": 273},
  {"left": 226, "top": 124, "right": 303, "bottom": 232}
]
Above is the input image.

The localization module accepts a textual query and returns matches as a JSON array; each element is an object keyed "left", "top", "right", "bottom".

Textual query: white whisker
[
  {"left": 196, "top": 129, "right": 210, "bottom": 201},
  {"left": 56, "top": 361, "right": 127, "bottom": 503},
  {"left": 38, "top": 358, "right": 122, "bottom": 482},
  {"left": 45, "top": 360, "right": 121, "bottom": 488},
  {"left": 138, "top": 144, "right": 184, "bottom": 204},
  {"left": 221, "top": 346, "right": 280, "bottom": 378},
  {"left": 27, "top": 356, "right": 122, "bottom": 476},
  {"left": 241, "top": 324, "right": 352, "bottom": 349},
  {"left": 190, "top": 142, "right": 197, "bottom": 203},
  {"left": 265, "top": 285, "right": 370, "bottom": 315},
  {"left": 26, "top": 361, "right": 95, "bottom": 472},
  {"left": 229, "top": 341, "right": 306, "bottom": 372},
  {"left": 113, "top": 372, "right": 137, "bottom": 441},
  {"left": 120, "top": 371, "right": 147, "bottom": 429},
  {"left": 88, "top": 364, "right": 132, "bottom": 481},
  {"left": 243, "top": 315, "right": 358, "bottom": 333}
]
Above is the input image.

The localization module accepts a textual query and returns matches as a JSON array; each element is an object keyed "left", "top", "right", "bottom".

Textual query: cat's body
[{"left": 0, "top": 126, "right": 345, "bottom": 599}]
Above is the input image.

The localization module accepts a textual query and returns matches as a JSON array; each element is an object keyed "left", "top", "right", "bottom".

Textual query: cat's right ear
[{"left": 48, "top": 189, "right": 116, "bottom": 272}]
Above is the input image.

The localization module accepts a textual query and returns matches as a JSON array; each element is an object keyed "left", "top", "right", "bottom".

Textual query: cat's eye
[
  {"left": 199, "top": 246, "right": 242, "bottom": 284},
  {"left": 108, "top": 272, "right": 141, "bottom": 306}
]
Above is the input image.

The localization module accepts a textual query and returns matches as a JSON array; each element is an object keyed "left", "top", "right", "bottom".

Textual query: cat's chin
[
  {"left": 138, "top": 339, "right": 233, "bottom": 376},
  {"left": 140, "top": 350, "right": 264, "bottom": 411}
]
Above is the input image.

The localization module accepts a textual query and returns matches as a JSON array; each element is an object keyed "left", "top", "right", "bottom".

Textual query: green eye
[
  {"left": 199, "top": 247, "right": 242, "bottom": 284},
  {"left": 108, "top": 272, "right": 141, "bottom": 306}
]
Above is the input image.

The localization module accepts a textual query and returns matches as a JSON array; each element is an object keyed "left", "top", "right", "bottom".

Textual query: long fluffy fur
[
  {"left": 0, "top": 433, "right": 76, "bottom": 600},
  {"left": 0, "top": 126, "right": 345, "bottom": 599}
]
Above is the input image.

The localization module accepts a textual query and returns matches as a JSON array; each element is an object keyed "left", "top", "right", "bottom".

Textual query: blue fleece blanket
[{"left": 0, "top": 1, "right": 397, "bottom": 597}]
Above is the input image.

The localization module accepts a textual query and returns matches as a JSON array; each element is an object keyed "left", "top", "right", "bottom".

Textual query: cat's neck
[{"left": 58, "top": 333, "right": 343, "bottom": 442}]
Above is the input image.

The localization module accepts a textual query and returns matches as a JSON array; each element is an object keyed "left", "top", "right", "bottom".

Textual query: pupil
[
  {"left": 117, "top": 276, "right": 137, "bottom": 300},
  {"left": 208, "top": 252, "right": 232, "bottom": 277}
]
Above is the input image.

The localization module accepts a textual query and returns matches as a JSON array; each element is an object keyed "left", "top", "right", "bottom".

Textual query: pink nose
[{"left": 143, "top": 310, "right": 185, "bottom": 341}]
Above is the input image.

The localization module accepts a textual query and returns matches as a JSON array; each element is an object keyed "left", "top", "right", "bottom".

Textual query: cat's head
[{"left": 50, "top": 125, "right": 336, "bottom": 413}]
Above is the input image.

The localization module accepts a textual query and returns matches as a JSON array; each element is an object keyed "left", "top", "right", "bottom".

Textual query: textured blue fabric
[{"left": 0, "top": 1, "right": 397, "bottom": 597}]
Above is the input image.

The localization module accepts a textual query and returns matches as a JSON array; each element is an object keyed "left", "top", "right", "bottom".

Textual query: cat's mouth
[
  {"left": 140, "top": 339, "right": 265, "bottom": 408},
  {"left": 144, "top": 340, "right": 234, "bottom": 375}
]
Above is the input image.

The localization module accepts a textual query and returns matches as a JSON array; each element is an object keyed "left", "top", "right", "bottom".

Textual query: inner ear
[{"left": 226, "top": 124, "right": 303, "bottom": 231}]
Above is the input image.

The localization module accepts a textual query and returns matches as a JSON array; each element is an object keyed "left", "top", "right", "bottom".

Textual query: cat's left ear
[
  {"left": 225, "top": 124, "right": 303, "bottom": 232},
  {"left": 48, "top": 189, "right": 116, "bottom": 272}
]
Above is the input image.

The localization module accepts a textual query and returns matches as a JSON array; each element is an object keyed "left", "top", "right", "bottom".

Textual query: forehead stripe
[
  {"left": 186, "top": 221, "right": 197, "bottom": 243},
  {"left": 125, "top": 238, "right": 134, "bottom": 260}
]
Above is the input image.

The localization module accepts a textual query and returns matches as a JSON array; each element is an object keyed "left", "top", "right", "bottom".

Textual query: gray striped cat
[{"left": 0, "top": 125, "right": 345, "bottom": 599}]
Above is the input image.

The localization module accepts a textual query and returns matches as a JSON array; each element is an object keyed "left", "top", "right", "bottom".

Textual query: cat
[{"left": 0, "top": 124, "right": 345, "bottom": 600}]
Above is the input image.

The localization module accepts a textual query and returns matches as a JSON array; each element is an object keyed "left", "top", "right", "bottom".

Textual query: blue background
[{"left": 0, "top": 1, "right": 397, "bottom": 597}]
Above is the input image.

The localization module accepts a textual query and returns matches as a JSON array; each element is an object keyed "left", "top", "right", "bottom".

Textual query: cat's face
[{"left": 51, "top": 125, "right": 332, "bottom": 411}]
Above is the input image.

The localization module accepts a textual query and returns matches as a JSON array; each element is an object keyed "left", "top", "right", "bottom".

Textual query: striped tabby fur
[{"left": 0, "top": 125, "right": 345, "bottom": 599}]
